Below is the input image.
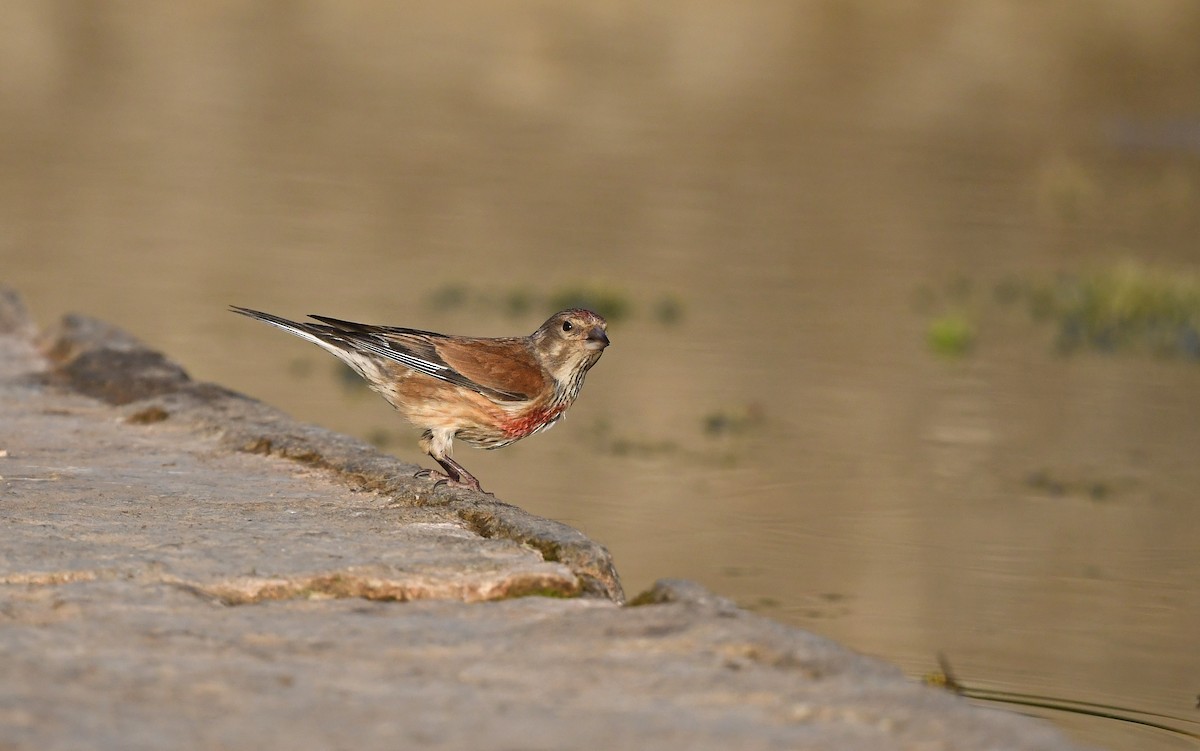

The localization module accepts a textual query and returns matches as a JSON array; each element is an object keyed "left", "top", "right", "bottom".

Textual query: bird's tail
[
  {"left": 229, "top": 306, "right": 382, "bottom": 380},
  {"left": 229, "top": 306, "right": 330, "bottom": 348}
]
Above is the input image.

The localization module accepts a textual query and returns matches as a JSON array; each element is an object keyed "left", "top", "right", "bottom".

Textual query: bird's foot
[{"left": 415, "top": 468, "right": 489, "bottom": 495}]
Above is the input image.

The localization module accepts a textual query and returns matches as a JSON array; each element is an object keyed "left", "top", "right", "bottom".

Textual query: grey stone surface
[{"left": 0, "top": 286, "right": 1092, "bottom": 750}]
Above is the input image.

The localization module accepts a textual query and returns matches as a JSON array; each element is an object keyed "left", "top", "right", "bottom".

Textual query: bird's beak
[{"left": 587, "top": 326, "right": 610, "bottom": 349}]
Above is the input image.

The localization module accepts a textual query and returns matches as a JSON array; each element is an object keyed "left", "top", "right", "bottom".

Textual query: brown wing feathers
[
  {"left": 433, "top": 338, "right": 547, "bottom": 402},
  {"left": 308, "top": 315, "right": 540, "bottom": 402}
]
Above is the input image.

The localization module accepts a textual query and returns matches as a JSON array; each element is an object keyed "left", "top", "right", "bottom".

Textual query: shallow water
[{"left": 4, "top": 3, "right": 1200, "bottom": 747}]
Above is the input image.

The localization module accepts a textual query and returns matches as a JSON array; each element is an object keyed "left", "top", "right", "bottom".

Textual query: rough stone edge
[
  {"left": 628, "top": 578, "right": 740, "bottom": 613},
  {"left": 3, "top": 285, "right": 625, "bottom": 603}
]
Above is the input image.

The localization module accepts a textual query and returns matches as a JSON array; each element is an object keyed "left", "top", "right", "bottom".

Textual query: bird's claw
[
  {"left": 414, "top": 468, "right": 489, "bottom": 495},
  {"left": 414, "top": 468, "right": 450, "bottom": 484}
]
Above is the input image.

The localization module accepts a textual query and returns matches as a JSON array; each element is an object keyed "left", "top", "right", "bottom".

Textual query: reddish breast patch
[{"left": 502, "top": 404, "right": 566, "bottom": 439}]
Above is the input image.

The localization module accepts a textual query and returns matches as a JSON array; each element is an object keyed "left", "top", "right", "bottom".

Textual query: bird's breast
[{"left": 500, "top": 402, "right": 568, "bottom": 441}]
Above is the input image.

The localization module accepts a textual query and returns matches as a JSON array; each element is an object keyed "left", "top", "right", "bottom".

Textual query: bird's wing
[
  {"left": 308, "top": 316, "right": 542, "bottom": 402},
  {"left": 431, "top": 336, "right": 547, "bottom": 402}
]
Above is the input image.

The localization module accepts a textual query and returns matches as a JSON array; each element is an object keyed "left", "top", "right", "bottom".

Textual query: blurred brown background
[{"left": 3, "top": 3, "right": 1199, "bottom": 748}]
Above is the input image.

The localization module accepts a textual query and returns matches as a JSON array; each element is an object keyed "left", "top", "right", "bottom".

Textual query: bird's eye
[{"left": 562, "top": 321, "right": 573, "bottom": 332}]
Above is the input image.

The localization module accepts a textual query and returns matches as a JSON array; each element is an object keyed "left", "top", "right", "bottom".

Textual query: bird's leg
[
  {"left": 433, "top": 455, "right": 484, "bottom": 492},
  {"left": 415, "top": 430, "right": 486, "bottom": 492},
  {"left": 415, "top": 457, "right": 485, "bottom": 493}
]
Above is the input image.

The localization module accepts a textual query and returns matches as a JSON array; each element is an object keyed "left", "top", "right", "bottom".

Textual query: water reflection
[{"left": 4, "top": 4, "right": 1200, "bottom": 749}]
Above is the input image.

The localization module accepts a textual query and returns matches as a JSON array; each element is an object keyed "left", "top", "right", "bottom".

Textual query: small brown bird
[{"left": 230, "top": 306, "right": 609, "bottom": 492}]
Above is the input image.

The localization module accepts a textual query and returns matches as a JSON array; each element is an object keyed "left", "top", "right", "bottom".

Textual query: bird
[{"left": 230, "top": 306, "right": 610, "bottom": 493}]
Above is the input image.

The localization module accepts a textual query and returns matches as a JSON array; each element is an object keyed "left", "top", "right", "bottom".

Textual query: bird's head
[{"left": 531, "top": 308, "right": 609, "bottom": 383}]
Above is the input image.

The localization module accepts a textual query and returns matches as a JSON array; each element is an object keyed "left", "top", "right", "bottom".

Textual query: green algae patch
[
  {"left": 1031, "top": 261, "right": 1200, "bottom": 359},
  {"left": 927, "top": 313, "right": 976, "bottom": 358}
]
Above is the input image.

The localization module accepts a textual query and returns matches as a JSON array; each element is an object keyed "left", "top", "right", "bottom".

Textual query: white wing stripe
[{"left": 352, "top": 338, "right": 448, "bottom": 377}]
